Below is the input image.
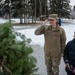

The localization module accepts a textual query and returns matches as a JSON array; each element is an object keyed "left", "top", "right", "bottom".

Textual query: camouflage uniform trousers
[{"left": 45, "top": 56, "right": 61, "bottom": 75}]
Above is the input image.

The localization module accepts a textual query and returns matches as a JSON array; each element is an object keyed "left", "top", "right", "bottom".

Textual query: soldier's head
[{"left": 48, "top": 14, "right": 58, "bottom": 27}]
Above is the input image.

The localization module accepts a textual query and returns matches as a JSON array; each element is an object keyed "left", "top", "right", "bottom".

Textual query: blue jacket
[
  {"left": 58, "top": 18, "right": 62, "bottom": 26},
  {"left": 63, "top": 39, "right": 75, "bottom": 66},
  {"left": 58, "top": 18, "right": 62, "bottom": 23}
]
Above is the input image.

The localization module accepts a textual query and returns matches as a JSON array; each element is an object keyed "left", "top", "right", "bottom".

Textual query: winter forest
[{"left": 0, "top": 0, "right": 75, "bottom": 24}]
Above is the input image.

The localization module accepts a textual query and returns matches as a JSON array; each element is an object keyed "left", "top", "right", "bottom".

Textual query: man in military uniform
[{"left": 35, "top": 14, "right": 66, "bottom": 75}]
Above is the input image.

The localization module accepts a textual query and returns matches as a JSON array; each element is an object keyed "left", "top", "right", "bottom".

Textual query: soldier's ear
[{"left": 56, "top": 19, "right": 58, "bottom": 22}]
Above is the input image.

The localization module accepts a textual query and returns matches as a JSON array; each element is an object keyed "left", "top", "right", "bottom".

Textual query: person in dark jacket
[
  {"left": 63, "top": 32, "right": 75, "bottom": 75},
  {"left": 58, "top": 18, "right": 62, "bottom": 26}
]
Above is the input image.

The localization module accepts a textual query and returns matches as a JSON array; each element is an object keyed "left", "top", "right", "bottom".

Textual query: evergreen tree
[
  {"left": 0, "top": 22, "right": 38, "bottom": 75},
  {"left": 2, "top": 0, "right": 11, "bottom": 21},
  {"left": 70, "top": 5, "right": 75, "bottom": 19},
  {"left": 41, "top": 0, "right": 48, "bottom": 15},
  {"left": 36, "top": 0, "right": 40, "bottom": 17},
  {"left": 1, "top": 0, "right": 49, "bottom": 22},
  {"left": 11, "top": 0, "right": 32, "bottom": 23},
  {"left": 0, "top": 2, "right": 3, "bottom": 17},
  {"left": 73, "top": 5, "right": 75, "bottom": 11},
  {"left": 28, "top": 0, "right": 35, "bottom": 23},
  {"left": 29, "top": 0, "right": 42, "bottom": 18},
  {"left": 29, "top": 0, "right": 48, "bottom": 18},
  {"left": 49, "top": 0, "right": 71, "bottom": 18},
  {"left": 11, "top": 0, "right": 25, "bottom": 23}
]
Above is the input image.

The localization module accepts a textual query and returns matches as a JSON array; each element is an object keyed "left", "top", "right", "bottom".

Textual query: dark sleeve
[{"left": 63, "top": 43, "right": 69, "bottom": 62}]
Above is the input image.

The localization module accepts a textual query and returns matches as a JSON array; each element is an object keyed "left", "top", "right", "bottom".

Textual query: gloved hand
[
  {"left": 65, "top": 60, "right": 70, "bottom": 68},
  {"left": 65, "top": 60, "right": 75, "bottom": 74}
]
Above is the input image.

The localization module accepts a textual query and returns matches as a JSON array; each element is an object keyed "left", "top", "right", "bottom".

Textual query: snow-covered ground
[
  {"left": 0, "top": 18, "right": 75, "bottom": 75},
  {"left": 0, "top": 18, "right": 8, "bottom": 23}
]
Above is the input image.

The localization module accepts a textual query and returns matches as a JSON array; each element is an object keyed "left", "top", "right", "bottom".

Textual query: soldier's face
[{"left": 49, "top": 19, "right": 57, "bottom": 25}]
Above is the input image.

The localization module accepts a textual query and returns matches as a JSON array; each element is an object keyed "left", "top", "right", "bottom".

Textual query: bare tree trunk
[
  {"left": 8, "top": 0, "right": 11, "bottom": 23},
  {"left": 39, "top": 0, "right": 42, "bottom": 16},
  {"left": 32, "top": 12, "right": 34, "bottom": 23},
  {"left": 24, "top": 14, "right": 26, "bottom": 23},
  {"left": 24, "top": 0, "right": 25, "bottom": 23},
  {"left": 45, "top": 0, "right": 47, "bottom": 19},
  {"left": 34, "top": 0, "right": 36, "bottom": 23},
  {"left": 24, "top": 0, "right": 29, "bottom": 23},
  {"left": 20, "top": 14, "right": 23, "bottom": 24}
]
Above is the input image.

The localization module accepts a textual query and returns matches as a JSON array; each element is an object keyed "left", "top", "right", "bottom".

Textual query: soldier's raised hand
[{"left": 42, "top": 19, "right": 48, "bottom": 26}]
